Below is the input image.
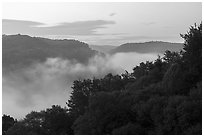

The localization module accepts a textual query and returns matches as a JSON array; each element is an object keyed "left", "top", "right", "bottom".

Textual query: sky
[{"left": 2, "top": 2, "right": 202, "bottom": 45}]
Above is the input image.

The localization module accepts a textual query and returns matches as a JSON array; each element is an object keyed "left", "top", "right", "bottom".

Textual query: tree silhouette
[
  {"left": 2, "top": 115, "right": 16, "bottom": 135},
  {"left": 6, "top": 105, "right": 73, "bottom": 135},
  {"left": 181, "top": 23, "right": 202, "bottom": 85}
]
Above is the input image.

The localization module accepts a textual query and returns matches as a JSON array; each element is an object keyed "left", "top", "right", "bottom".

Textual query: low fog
[{"left": 3, "top": 52, "right": 159, "bottom": 119}]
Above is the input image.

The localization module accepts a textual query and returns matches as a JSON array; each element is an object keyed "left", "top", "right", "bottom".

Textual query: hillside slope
[
  {"left": 110, "top": 41, "right": 183, "bottom": 54},
  {"left": 3, "top": 34, "right": 98, "bottom": 72},
  {"left": 89, "top": 45, "right": 116, "bottom": 54}
]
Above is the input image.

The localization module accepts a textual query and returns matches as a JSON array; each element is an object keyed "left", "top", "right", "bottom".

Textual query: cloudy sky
[{"left": 2, "top": 2, "right": 202, "bottom": 45}]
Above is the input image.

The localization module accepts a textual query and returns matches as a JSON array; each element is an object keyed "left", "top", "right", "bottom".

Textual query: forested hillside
[
  {"left": 110, "top": 41, "right": 183, "bottom": 54},
  {"left": 2, "top": 23, "right": 202, "bottom": 135},
  {"left": 2, "top": 35, "right": 98, "bottom": 73},
  {"left": 89, "top": 45, "right": 116, "bottom": 54}
]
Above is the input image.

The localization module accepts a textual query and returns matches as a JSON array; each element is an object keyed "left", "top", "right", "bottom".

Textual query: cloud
[
  {"left": 2, "top": 53, "right": 158, "bottom": 119},
  {"left": 2, "top": 19, "right": 45, "bottom": 34},
  {"left": 2, "top": 19, "right": 116, "bottom": 36},
  {"left": 40, "top": 20, "right": 115, "bottom": 35},
  {"left": 109, "top": 13, "right": 116, "bottom": 16}
]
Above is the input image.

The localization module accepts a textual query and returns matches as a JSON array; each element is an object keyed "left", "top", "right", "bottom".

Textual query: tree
[
  {"left": 6, "top": 105, "right": 73, "bottom": 135},
  {"left": 163, "top": 50, "right": 182, "bottom": 65},
  {"left": 67, "top": 79, "right": 95, "bottom": 119},
  {"left": 73, "top": 91, "right": 136, "bottom": 135},
  {"left": 181, "top": 23, "right": 202, "bottom": 84},
  {"left": 42, "top": 105, "right": 74, "bottom": 134},
  {"left": 132, "top": 61, "right": 154, "bottom": 79},
  {"left": 67, "top": 73, "right": 128, "bottom": 120},
  {"left": 162, "top": 63, "right": 186, "bottom": 94},
  {"left": 6, "top": 111, "right": 46, "bottom": 135},
  {"left": 2, "top": 115, "right": 16, "bottom": 134}
]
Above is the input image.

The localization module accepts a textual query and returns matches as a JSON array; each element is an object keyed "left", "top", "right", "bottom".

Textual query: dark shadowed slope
[
  {"left": 89, "top": 45, "right": 116, "bottom": 54},
  {"left": 110, "top": 41, "right": 183, "bottom": 54},
  {"left": 2, "top": 34, "right": 98, "bottom": 72}
]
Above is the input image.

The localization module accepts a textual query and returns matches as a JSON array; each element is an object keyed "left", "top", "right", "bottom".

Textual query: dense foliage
[
  {"left": 5, "top": 105, "right": 73, "bottom": 135},
  {"left": 2, "top": 115, "right": 17, "bottom": 135},
  {"left": 2, "top": 23, "right": 202, "bottom": 135}
]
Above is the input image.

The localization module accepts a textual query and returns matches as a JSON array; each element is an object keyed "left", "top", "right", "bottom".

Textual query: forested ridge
[
  {"left": 2, "top": 34, "right": 98, "bottom": 73},
  {"left": 110, "top": 41, "right": 183, "bottom": 54},
  {"left": 2, "top": 23, "right": 202, "bottom": 135}
]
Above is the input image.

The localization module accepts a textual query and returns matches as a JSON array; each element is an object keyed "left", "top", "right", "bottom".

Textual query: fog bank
[{"left": 3, "top": 52, "right": 158, "bottom": 119}]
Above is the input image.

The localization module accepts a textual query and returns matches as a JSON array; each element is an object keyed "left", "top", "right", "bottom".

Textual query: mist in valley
[{"left": 3, "top": 52, "right": 158, "bottom": 119}]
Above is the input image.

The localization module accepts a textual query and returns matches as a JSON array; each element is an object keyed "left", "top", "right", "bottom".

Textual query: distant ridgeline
[
  {"left": 110, "top": 41, "right": 183, "bottom": 54},
  {"left": 2, "top": 34, "right": 98, "bottom": 72},
  {"left": 2, "top": 34, "right": 183, "bottom": 73}
]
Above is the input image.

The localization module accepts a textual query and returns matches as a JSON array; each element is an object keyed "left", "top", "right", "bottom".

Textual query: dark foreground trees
[
  {"left": 3, "top": 23, "right": 202, "bottom": 135},
  {"left": 2, "top": 115, "right": 16, "bottom": 134},
  {"left": 5, "top": 105, "right": 73, "bottom": 135}
]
